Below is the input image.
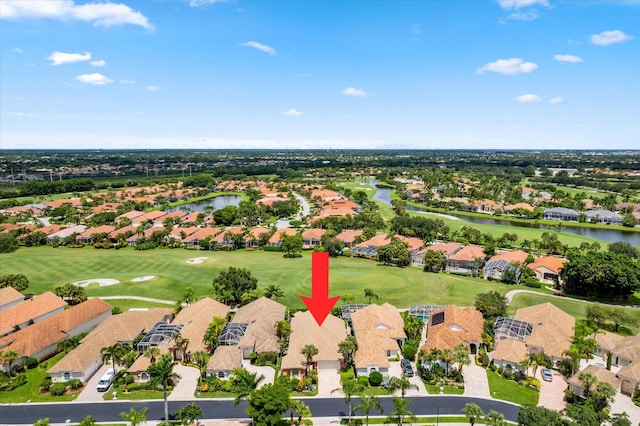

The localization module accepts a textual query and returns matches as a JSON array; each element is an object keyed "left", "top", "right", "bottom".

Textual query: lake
[{"left": 167, "top": 195, "right": 242, "bottom": 213}]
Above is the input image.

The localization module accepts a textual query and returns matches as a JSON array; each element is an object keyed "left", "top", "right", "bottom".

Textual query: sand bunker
[
  {"left": 131, "top": 276, "right": 156, "bottom": 282},
  {"left": 187, "top": 257, "right": 208, "bottom": 264},
  {"left": 73, "top": 278, "right": 120, "bottom": 287}
]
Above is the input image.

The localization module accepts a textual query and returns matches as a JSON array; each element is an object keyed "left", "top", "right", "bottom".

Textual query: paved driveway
[
  {"left": 610, "top": 391, "right": 640, "bottom": 426},
  {"left": 317, "top": 368, "right": 342, "bottom": 397},
  {"left": 74, "top": 364, "right": 114, "bottom": 402},
  {"left": 242, "top": 359, "right": 275, "bottom": 388},
  {"left": 536, "top": 368, "right": 567, "bottom": 411},
  {"left": 462, "top": 358, "right": 490, "bottom": 398},
  {"left": 168, "top": 363, "right": 200, "bottom": 400},
  {"left": 387, "top": 361, "right": 425, "bottom": 396}
]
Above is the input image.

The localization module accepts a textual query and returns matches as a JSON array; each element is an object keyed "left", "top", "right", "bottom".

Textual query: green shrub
[
  {"left": 368, "top": 371, "right": 383, "bottom": 386},
  {"left": 67, "top": 378, "right": 83, "bottom": 390},
  {"left": 24, "top": 357, "right": 39, "bottom": 369},
  {"left": 401, "top": 342, "right": 418, "bottom": 361},
  {"left": 357, "top": 376, "right": 369, "bottom": 387},
  {"left": 39, "top": 376, "right": 52, "bottom": 391},
  {"left": 49, "top": 382, "right": 67, "bottom": 396},
  {"left": 125, "top": 375, "right": 134, "bottom": 385}
]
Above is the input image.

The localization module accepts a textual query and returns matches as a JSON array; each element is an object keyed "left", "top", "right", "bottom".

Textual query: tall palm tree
[
  {"left": 174, "top": 333, "right": 190, "bottom": 362},
  {"left": 289, "top": 400, "right": 311, "bottom": 425},
  {"left": 461, "top": 403, "right": 484, "bottom": 426},
  {"left": 453, "top": 344, "right": 470, "bottom": 373},
  {"left": 101, "top": 342, "right": 126, "bottom": 375},
  {"left": 148, "top": 353, "right": 181, "bottom": 425},
  {"left": 388, "top": 376, "right": 418, "bottom": 399},
  {"left": 143, "top": 347, "right": 161, "bottom": 364},
  {"left": 338, "top": 336, "right": 358, "bottom": 369},
  {"left": 353, "top": 394, "right": 384, "bottom": 426},
  {"left": 364, "top": 288, "right": 378, "bottom": 304},
  {"left": 485, "top": 410, "right": 507, "bottom": 426},
  {"left": 440, "top": 348, "right": 454, "bottom": 375},
  {"left": 578, "top": 372, "right": 597, "bottom": 399},
  {"left": 1, "top": 350, "right": 19, "bottom": 376},
  {"left": 332, "top": 380, "right": 365, "bottom": 425},
  {"left": 385, "top": 396, "right": 417, "bottom": 426},
  {"left": 118, "top": 407, "right": 149, "bottom": 426},
  {"left": 301, "top": 344, "right": 318, "bottom": 376},
  {"left": 231, "top": 368, "right": 264, "bottom": 406}
]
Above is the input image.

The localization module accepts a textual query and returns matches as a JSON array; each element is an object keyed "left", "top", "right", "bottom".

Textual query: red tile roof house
[
  {"left": 351, "top": 234, "right": 424, "bottom": 259},
  {"left": 126, "top": 226, "right": 164, "bottom": 247},
  {"left": 302, "top": 228, "right": 327, "bottom": 249},
  {"left": 421, "top": 305, "right": 484, "bottom": 356},
  {"left": 163, "top": 226, "right": 200, "bottom": 245},
  {"left": 212, "top": 227, "right": 245, "bottom": 250},
  {"left": 75, "top": 225, "right": 117, "bottom": 245},
  {"left": 267, "top": 228, "right": 298, "bottom": 247},
  {"left": 527, "top": 256, "right": 567, "bottom": 285},
  {"left": 0, "top": 291, "right": 67, "bottom": 338},
  {"left": 613, "top": 336, "right": 640, "bottom": 396},
  {"left": 181, "top": 226, "right": 221, "bottom": 248},
  {"left": 48, "top": 308, "right": 173, "bottom": 383},
  {"left": 131, "top": 210, "right": 168, "bottom": 226},
  {"left": 482, "top": 250, "right": 530, "bottom": 281},
  {"left": 107, "top": 225, "right": 138, "bottom": 243},
  {"left": 351, "top": 303, "right": 407, "bottom": 377},
  {"left": 335, "top": 230, "right": 363, "bottom": 247},
  {"left": 445, "top": 245, "right": 486, "bottom": 275},
  {"left": 0, "top": 298, "right": 112, "bottom": 372},
  {"left": 245, "top": 227, "right": 271, "bottom": 249},
  {"left": 412, "top": 242, "right": 464, "bottom": 267},
  {"left": 0, "top": 287, "right": 25, "bottom": 312},
  {"left": 46, "top": 225, "right": 87, "bottom": 245}
]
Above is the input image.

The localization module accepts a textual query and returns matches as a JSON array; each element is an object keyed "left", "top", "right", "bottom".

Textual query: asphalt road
[{"left": 0, "top": 396, "right": 519, "bottom": 424}]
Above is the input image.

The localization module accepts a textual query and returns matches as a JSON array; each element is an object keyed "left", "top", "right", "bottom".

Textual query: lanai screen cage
[
  {"left": 136, "top": 322, "right": 183, "bottom": 352},
  {"left": 494, "top": 317, "right": 533, "bottom": 341},
  {"left": 408, "top": 305, "right": 447, "bottom": 321},
  {"left": 218, "top": 322, "right": 248, "bottom": 346},
  {"left": 340, "top": 304, "right": 370, "bottom": 322}
]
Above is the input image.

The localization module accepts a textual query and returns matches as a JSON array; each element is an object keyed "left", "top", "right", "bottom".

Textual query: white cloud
[
  {"left": 7, "top": 112, "right": 33, "bottom": 117},
  {"left": 549, "top": 97, "right": 565, "bottom": 104},
  {"left": 119, "top": 79, "right": 135, "bottom": 84},
  {"left": 0, "top": 0, "right": 153, "bottom": 29},
  {"left": 12, "top": 47, "right": 23, "bottom": 53},
  {"left": 554, "top": 54, "right": 583, "bottom": 63},
  {"left": 90, "top": 60, "right": 106, "bottom": 67},
  {"left": 476, "top": 58, "right": 538, "bottom": 75},
  {"left": 496, "top": 0, "right": 548, "bottom": 9},
  {"left": 590, "top": 30, "right": 634, "bottom": 46},
  {"left": 506, "top": 10, "right": 540, "bottom": 21},
  {"left": 188, "top": 0, "right": 234, "bottom": 6},
  {"left": 241, "top": 41, "right": 276, "bottom": 55},
  {"left": 48, "top": 51, "right": 91, "bottom": 66},
  {"left": 75, "top": 73, "right": 113, "bottom": 85},
  {"left": 343, "top": 87, "right": 371, "bottom": 97},
  {"left": 284, "top": 109, "right": 304, "bottom": 117},
  {"left": 146, "top": 85, "right": 159, "bottom": 92},
  {"left": 515, "top": 94, "right": 542, "bottom": 103}
]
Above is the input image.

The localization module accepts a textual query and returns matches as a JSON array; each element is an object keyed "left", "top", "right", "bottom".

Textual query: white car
[{"left": 541, "top": 368, "right": 553, "bottom": 382}]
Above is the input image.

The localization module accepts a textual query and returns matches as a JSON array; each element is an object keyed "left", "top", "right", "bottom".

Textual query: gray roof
[
  {"left": 544, "top": 207, "right": 579, "bottom": 215},
  {"left": 584, "top": 209, "right": 622, "bottom": 219}
]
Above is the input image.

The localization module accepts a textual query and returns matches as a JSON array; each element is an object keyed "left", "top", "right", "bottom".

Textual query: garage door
[{"left": 318, "top": 361, "right": 340, "bottom": 371}]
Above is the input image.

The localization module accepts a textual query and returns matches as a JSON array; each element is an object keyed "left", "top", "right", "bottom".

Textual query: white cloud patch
[
  {"left": 554, "top": 54, "right": 583, "bottom": 63},
  {"left": 284, "top": 109, "right": 304, "bottom": 117},
  {"left": 496, "top": 0, "right": 548, "bottom": 9},
  {"left": 189, "top": 0, "right": 234, "bottom": 6},
  {"left": 343, "top": 87, "right": 371, "bottom": 97},
  {"left": 506, "top": 9, "right": 540, "bottom": 21},
  {"left": 75, "top": 73, "right": 113, "bottom": 85},
  {"left": 590, "top": 30, "right": 634, "bottom": 46},
  {"left": 0, "top": 0, "right": 153, "bottom": 29},
  {"left": 549, "top": 97, "right": 565, "bottom": 104},
  {"left": 48, "top": 51, "right": 91, "bottom": 66},
  {"left": 119, "top": 79, "right": 135, "bottom": 85},
  {"left": 476, "top": 58, "right": 538, "bottom": 75},
  {"left": 90, "top": 60, "right": 106, "bottom": 67},
  {"left": 240, "top": 41, "right": 276, "bottom": 55},
  {"left": 146, "top": 85, "right": 159, "bottom": 92},
  {"left": 515, "top": 94, "right": 542, "bottom": 103},
  {"left": 12, "top": 47, "right": 23, "bottom": 53},
  {"left": 7, "top": 112, "right": 33, "bottom": 117}
]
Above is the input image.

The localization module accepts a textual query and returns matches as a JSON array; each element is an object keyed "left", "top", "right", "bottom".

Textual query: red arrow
[{"left": 300, "top": 251, "right": 340, "bottom": 326}]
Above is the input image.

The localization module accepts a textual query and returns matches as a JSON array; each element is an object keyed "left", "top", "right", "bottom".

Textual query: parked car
[
  {"left": 541, "top": 368, "right": 553, "bottom": 382},
  {"left": 401, "top": 359, "right": 414, "bottom": 377}
]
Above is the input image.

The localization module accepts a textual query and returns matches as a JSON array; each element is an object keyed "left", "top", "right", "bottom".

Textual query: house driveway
[
  {"left": 388, "top": 361, "right": 425, "bottom": 396},
  {"left": 242, "top": 359, "right": 275, "bottom": 388},
  {"left": 74, "top": 364, "right": 114, "bottom": 402},
  {"left": 536, "top": 368, "right": 567, "bottom": 411},
  {"left": 168, "top": 363, "right": 200, "bottom": 401},
  {"left": 462, "top": 358, "right": 490, "bottom": 398},
  {"left": 317, "top": 367, "right": 342, "bottom": 397},
  {"left": 610, "top": 391, "right": 640, "bottom": 426}
]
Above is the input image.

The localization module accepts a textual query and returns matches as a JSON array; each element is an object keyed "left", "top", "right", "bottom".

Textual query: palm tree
[
  {"left": 101, "top": 342, "right": 126, "bottom": 375},
  {"left": 454, "top": 344, "right": 470, "bottom": 372},
  {"left": 289, "top": 400, "right": 311, "bottom": 425},
  {"left": 191, "top": 350, "right": 209, "bottom": 372},
  {"left": 264, "top": 284, "right": 284, "bottom": 300},
  {"left": 353, "top": 394, "right": 383, "bottom": 426},
  {"left": 338, "top": 335, "right": 358, "bottom": 369},
  {"left": 364, "top": 288, "right": 378, "bottom": 304},
  {"left": 440, "top": 348, "right": 454, "bottom": 375},
  {"left": 1, "top": 350, "right": 19, "bottom": 376},
  {"left": 174, "top": 333, "right": 190, "bottom": 362},
  {"left": 119, "top": 407, "right": 149, "bottom": 426},
  {"left": 231, "top": 368, "right": 264, "bottom": 406},
  {"left": 332, "top": 380, "right": 365, "bottom": 425},
  {"left": 143, "top": 346, "right": 161, "bottom": 364},
  {"left": 578, "top": 372, "right": 597, "bottom": 399},
  {"left": 461, "top": 403, "right": 483, "bottom": 426},
  {"left": 592, "top": 381, "right": 616, "bottom": 411},
  {"left": 486, "top": 410, "right": 507, "bottom": 426},
  {"left": 175, "top": 402, "right": 203, "bottom": 426},
  {"left": 301, "top": 344, "right": 318, "bottom": 376},
  {"left": 148, "top": 353, "right": 181, "bottom": 425},
  {"left": 388, "top": 376, "right": 418, "bottom": 399},
  {"left": 385, "top": 396, "right": 417, "bottom": 426}
]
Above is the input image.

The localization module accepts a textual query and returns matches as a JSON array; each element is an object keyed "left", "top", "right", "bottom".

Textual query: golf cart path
[{"left": 91, "top": 296, "right": 176, "bottom": 305}]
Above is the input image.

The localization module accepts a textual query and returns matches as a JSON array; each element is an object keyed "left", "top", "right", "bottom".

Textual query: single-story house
[
  {"left": 584, "top": 209, "right": 624, "bottom": 225},
  {"left": 412, "top": 242, "right": 463, "bottom": 266},
  {"left": 234, "top": 297, "right": 286, "bottom": 359},
  {"left": 127, "top": 346, "right": 170, "bottom": 383},
  {"left": 46, "top": 225, "right": 87, "bottom": 244},
  {"left": 75, "top": 225, "right": 116, "bottom": 244},
  {"left": 0, "top": 287, "right": 24, "bottom": 312},
  {"left": 301, "top": 228, "right": 327, "bottom": 249},
  {"left": 212, "top": 227, "right": 245, "bottom": 250},
  {"left": 445, "top": 245, "right": 486, "bottom": 275},
  {"left": 593, "top": 331, "right": 625, "bottom": 361},
  {"left": 492, "top": 338, "right": 528, "bottom": 373},
  {"left": 527, "top": 256, "right": 567, "bottom": 284},
  {"left": 281, "top": 311, "right": 347, "bottom": 379},
  {"left": 483, "top": 250, "right": 529, "bottom": 281},
  {"left": 245, "top": 227, "right": 271, "bottom": 248},
  {"left": 567, "top": 365, "right": 620, "bottom": 398},
  {"left": 421, "top": 305, "right": 483, "bottom": 355},
  {"left": 267, "top": 228, "right": 298, "bottom": 247},
  {"left": 205, "top": 346, "right": 242, "bottom": 379},
  {"left": 351, "top": 303, "right": 407, "bottom": 377},
  {"left": 182, "top": 227, "right": 221, "bottom": 248},
  {"left": 335, "top": 230, "right": 363, "bottom": 247},
  {"left": 0, "top": 291, "right": 67, "bottom": 338},
  {"left": 543, "top": 207, "right": 579, "bottom": 222}
]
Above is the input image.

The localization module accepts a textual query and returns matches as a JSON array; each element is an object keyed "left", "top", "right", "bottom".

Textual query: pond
[
  {"left": 360, "top": 180, "right": 639, "bottom": 245},
  {"left": 167, "top": 195, "right": 242, "bottom": 213}
]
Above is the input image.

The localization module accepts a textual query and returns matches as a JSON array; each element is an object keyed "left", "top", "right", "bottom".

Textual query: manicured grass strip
[
  {"left": 103, "top": 386, "right": 164, "bottom": 400},
  {"left": 105, "top": 299, "right": 176, "bottom": 312},
  {"left": 486, "top": 370, "right": 539, "bottom": 406},
  {"left": 424, "top": 384, "right": 465, "bottom": 394},
  {"left": 341, "top": 416, "right": 505, "bottom": 424}
]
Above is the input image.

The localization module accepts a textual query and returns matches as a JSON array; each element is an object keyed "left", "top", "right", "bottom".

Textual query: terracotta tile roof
[
  {"left": 128, "top": 346, "right": 170, "bottom": 374},
  {"left": 268, "top": 228, "right": 298, "bottom": 243},
  {"left": 183, "top": 227, "right": 221, "bottom": 242},
  {"left": 448, "top": 246, "right": 486, "bottom": 262},
  {"left": 493, "top": 338, "right": 528, "bottom": 365},
  {"left": 213, "top": 227, "right": 245, "bottom": 243},
  {"left": 310, "top": 189, "right": 341, "bottom": 200},
  {"left": 617, "top": 360, "right": 640, "bottom": 382},
  {"left": 206, "top": 346, "right": 242, "bottom": 371},
  {"left": 135, "top": 210, "right": 168, "bottom": 223},
  {"left": 487, "top": 250, "right": 529, "bottom": 265},
  {"left": 32, "top": 224, "right": 64, "bottom": 236},
  {"left": 421, "top": 305, "right": 483, "bottom": 352},
  {"left": 594, "top": 331, "right": 625, "bottom": 353},
  {"left": 78, "top": 225, "right": 117, "bottom": 238},
  {"left": 612, "top": 335, "right": 640, "bottom": 363},
  {"left": 503, "top": 203, "right": 535, "bottom": 212},
  {"left": 0, "top": 292, "right": 67, "bottom": 336},
  {"left": 235, "top": 297, "right": 286, "bottom": 354},
  {"left": 335, "top": 230, "right": 363, "bottom": 245},
  {"left": 108, "top": 225, "right": 138, "bottom": 238},
  {"left": 117, "top": 210, "right": 145, "bottom": 220},
  {"left": 0, "top": 287, "right": 24, "bottom": 307},
  {"left": 515, "top": 303, "right": 575, "bottom": 359},
  {"left": 171, "top": 298, "right": 230, "bottom": 353},
  {"left": 0, "top": 298, "right": 111, "bottom": 358},
  {"left": 527, "top": 256, "right": 567, "bottom": 275},
  {"left": 351, "top": 303, "right": 406, "bottom": 369},
  {"left": 302, "top": 228, "right": 327, "bottom": 240},
  {"left": 425, "top": 242, "right": 464, "bottom": 257},
  {"left": 354, "top": 234, "right": 392, "bottom": 248},
  {"left": 48, "top": 308, "right": 173, "bottom": 374},
  {"left": 568, "top": 365, "right": 620, "bottom": 389},
  {"left": 247, "top": 227, "right": 271, "bottom": 240},
  {"left": 281, "top": 311, "right": 347, "bottom": 370}
]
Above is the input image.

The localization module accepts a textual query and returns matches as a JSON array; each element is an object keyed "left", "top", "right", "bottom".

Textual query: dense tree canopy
[
  {"left": 561, "top": 251, "right": 640, "bottom": 298},
  {"left": 0, "top": 274, "right": 29, "bottom": 291},
  {"left": 0, "top": 233, "right": 19, "bottom": 253},
  {"left": 246, "top": 383, "right": 291, "bottom": 426},
  {"left": 474, "top": 291, "right": 507, "bottom": 319},
  {"left": 212, "top": 267, "right": 258, "bottom": 305},
  {"left": 54, "top": 283, "right": 87, "bottom": 305}
]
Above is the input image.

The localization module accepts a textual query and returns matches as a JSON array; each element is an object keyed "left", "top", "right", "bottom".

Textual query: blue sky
[{"left": 1, "top": 0, "right": 638, "bottom": 150}]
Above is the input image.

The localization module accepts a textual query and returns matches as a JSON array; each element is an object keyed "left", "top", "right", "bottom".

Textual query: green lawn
[
  {"left": 103, "top": 385, "right": 164, "bottom": 400},
  {"left": 424, "top": 384, "right": 465, "bottom": 394},
  {"left": 1, "top": 246, "right": 538, "bottom": 310},
  {"left": 508, "top": 292, "right": 640, "bottom": 335},
  {"left": 486, "top": 370, "right": 539, "bottom": 406},
  {"left": 0, "top": 352, "right": 81, "bottom": 403}
]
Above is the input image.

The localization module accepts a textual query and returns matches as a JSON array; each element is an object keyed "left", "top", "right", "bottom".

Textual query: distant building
[
  {"left": 543, "top": 207, "right": 579, "bottom": 222},
  {"left": 584, "top": 209, "right": 623, "bottom": 225}
]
